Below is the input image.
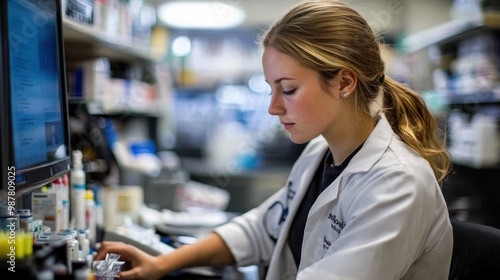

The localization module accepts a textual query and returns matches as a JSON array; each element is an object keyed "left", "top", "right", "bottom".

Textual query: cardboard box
[{"left": 32, "top": 192, "right": 63, "bottom": 232}]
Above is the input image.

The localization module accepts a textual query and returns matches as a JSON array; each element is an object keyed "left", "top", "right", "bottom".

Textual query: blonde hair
[{"left": 261, "top": 0, "right": 450, "bottom": 184}]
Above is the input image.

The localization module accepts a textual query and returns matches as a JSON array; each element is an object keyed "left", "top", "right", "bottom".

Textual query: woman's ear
[{"left": 338, "top": 69, "right": 357, "bottom": 98}]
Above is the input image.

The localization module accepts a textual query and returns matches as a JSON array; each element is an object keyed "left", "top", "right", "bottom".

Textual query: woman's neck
[{"left": 326, "top": 114, "right": 376, "bottom": 166}]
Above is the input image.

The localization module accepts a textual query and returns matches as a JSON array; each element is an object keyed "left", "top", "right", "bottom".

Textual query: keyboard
[
  {"left": 103, "top": 223, "right": 258, "bottom": 279},
  {"left": 103, "top": 223, "right": 175, "bottom": 256}
]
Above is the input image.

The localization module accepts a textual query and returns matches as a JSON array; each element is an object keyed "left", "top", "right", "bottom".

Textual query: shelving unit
[
  {"left": 403, "top": 12, "right": 500, "bottom": 53},
  {"left": 62, "top": 17, "right": 172, "bottom": 186},
  {"left": 62, "top": 18, "right": 158, "bottom": 63},
  {"left": 404, "top": 12, "right": 500, "bottom": 227},
  {"left": 68, "top": 98, "right": 162, "bottom": 117},
  {"left": 445, "top": 90, "right": 500, "bottom": 105},
  {"left": 62, "top": 17, "right": 166, "bottom": 108},
  {"left": 404, "top": 13, "right": 500, "bottom": 108}
]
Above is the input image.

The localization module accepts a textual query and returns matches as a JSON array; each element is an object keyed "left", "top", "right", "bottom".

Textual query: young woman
[{"left": 95, "top": 1, "right": 453, "bottom": 279}]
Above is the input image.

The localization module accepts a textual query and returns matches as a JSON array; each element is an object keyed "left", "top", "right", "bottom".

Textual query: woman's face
[{"left": 263, "top": 47, "right": 346, "bottom": 144}]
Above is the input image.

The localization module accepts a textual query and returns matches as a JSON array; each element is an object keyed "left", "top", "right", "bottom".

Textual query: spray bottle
[{"left": 70, "top": 150, "right": 86, "bottom": 230}]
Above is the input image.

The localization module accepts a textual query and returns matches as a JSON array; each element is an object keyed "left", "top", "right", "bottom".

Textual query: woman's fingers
[
  {"left": 94, "top": 241, "right": 135, "bottom": 261},
  {"left": 94, "top": 241, "right": 162, "bottom": 280},
  {"left": 118, "top": 267, "right": 140, "bottom": 279}
]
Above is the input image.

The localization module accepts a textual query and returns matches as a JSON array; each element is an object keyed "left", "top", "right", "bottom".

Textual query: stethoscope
[{"left": 264, "top": 181, "right": 295, "bottom": 242}]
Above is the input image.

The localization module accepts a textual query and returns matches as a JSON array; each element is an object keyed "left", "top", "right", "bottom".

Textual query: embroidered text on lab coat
[
  {"left": 323, "top": 235, "right": 332, "bottom": 250},
  {"left": 328, "top": 213, "right": 346, "bottom": 234}
]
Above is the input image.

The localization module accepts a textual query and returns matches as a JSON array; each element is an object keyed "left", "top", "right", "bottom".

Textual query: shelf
[
  {"left": 451, "top": 157, "right": 500, "bottom": 169},
  {"left": 445, "top": 90, "right": 500, "bottom": 105},
  {"left": 62, "top": 18, "right": 158, "bottom": 63},
  {"left": 403, "top": 12, "right": 500, "bottom": 52},
  {"left": 69, "top": 98, "right": 162, "bottom": 118}
]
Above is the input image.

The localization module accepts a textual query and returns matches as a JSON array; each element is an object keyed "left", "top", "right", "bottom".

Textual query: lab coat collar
[
  {"left": 310, "top": 114, "right": 393, "bottom": 174},
  {"left": 307, "top": 114, "right": 394, "bottom": 218},
  {"left": 343, "top": 114, "right": 394, "bottom": 174}
]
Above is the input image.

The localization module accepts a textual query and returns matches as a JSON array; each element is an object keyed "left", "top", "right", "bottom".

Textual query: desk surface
[
  {"left": 180, "top": 157, "right": 292, "bottom": 177},
  {"left": 161, "top": 265, "right": 257, "bottom": 280}
]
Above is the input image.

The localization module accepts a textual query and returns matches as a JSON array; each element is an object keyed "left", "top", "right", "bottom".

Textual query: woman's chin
[{"left": 289, "top": 135, "right": 311, "bottom": 145}]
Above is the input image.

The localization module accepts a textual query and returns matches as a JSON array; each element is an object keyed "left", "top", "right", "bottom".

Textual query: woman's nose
[{"left": 268, "top": 93, "right": 284, "bottom": 116}]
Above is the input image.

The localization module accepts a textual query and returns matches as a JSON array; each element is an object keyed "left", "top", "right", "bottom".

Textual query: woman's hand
[
  {"left": 94, "top": 241, "right": 167, "bottom": 280},
  {"left": 95, "top": 233, "right": 236, "bottom": 279}
]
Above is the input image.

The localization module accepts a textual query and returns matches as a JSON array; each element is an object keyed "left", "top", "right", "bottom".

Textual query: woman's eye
[{"left": 282, "top": 89, "right": 296, "bottom": 95}]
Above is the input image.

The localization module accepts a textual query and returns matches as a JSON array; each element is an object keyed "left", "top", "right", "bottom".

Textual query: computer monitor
[{"left": 0, "top": 0, "right": 71, "bottom": 200}]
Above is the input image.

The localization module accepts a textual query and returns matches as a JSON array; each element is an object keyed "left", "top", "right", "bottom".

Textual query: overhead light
[
  {"left": 171, "top": 36, "right": 192, "bottom": 57},
  {"left": 248, "top": 74, "right": 270, "bottom": 94},
  {"left": 158, "top": 1, "right": 246, "bottom": 29}
]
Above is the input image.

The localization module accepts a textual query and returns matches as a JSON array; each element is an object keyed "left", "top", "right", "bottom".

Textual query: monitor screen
[
  {"left": 9, "top": 0, "right": 67, "bottom": 169},
  {"left": 0, "top": 0, "right": 71, "bottom": 198}
]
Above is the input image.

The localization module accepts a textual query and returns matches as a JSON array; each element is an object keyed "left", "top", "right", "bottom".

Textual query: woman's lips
[{"left": 282, "top": 122, "right": 294, "bottom": 130}]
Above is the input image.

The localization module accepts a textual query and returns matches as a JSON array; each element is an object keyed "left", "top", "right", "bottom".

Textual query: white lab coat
[{"left": 215, "top": 115, "right": 453, "bottom": 280}]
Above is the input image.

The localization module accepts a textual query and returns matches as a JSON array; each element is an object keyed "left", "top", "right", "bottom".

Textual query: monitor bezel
[{"left": 0, "top": 0, "right": 71, "bottom": 201}]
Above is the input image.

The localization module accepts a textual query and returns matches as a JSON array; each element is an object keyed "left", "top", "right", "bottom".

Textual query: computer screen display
[
  {"left": 8, "top": 0, "right": 67, "bottom": 170},
  {"left": 0, "top": 0, "right": 71, "bottom": 197}
]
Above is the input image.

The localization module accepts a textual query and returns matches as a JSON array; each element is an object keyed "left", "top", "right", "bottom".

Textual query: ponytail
[{"left": 382, "top": 76, "right": 451, "bottom": 185}]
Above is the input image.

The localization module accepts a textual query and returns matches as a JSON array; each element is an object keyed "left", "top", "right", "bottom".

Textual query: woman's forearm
[{"left": 155, "top": 233, "right": 236, "bottom": 275}]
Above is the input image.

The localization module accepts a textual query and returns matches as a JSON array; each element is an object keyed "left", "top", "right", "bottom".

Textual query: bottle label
[
  {"left": 19, "top": 216, "right": 33, "bottom": 232},
  {"left": 73, "top": 183, "right": 85, "bottom": 190}
]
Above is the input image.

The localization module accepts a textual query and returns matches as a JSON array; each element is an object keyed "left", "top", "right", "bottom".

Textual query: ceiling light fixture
[
  {"left": 157, "top": 1, "right": 246, "bottom": 29},
  {"left": 171, "top": 36, "right": 192, "bottom": 56}
]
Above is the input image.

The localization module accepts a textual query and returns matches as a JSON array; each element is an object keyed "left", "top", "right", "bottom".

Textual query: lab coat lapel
[
  {"left": 300, "top": 178, "right": 341, "bottom": 271},
  {"left": 300, "top": 174, "right": 341, "bottom": 270},
  {"left": 287, "top": 137, "right": 329, "bottom": 221},
  {"left": 266, "top": 137, "right": 329, "bottom": 279},
  {"left": 299, "top": 115, "right": 396, "bottom": 271},
  {"left": 280, "top": 137, "right": 328, "bottom": 240}
]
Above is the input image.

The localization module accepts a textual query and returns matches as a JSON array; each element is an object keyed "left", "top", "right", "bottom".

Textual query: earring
[{"left": 342, "top": 92, "right": 350, "bottom": 98}]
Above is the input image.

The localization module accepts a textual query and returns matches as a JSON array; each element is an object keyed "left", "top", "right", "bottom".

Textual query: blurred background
[
  {"left": 62, "top": 0, "right": 500, "bottom": 226},
  {"left": 4, "top": 2, "right": 500, "bottom": 279}
]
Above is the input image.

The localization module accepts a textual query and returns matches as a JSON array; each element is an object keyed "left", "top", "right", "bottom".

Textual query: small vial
[{"left": 18, "top": 209, "right": 33, "bottom": 232}]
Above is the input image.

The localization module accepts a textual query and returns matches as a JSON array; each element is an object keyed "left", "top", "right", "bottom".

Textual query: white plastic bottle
[
  {"left": 62, "top": 174, "right": 70, "bottom": 230},
  {"left": 71, "top": 150, "right": 86, "bottom": 230},
  {"left": 85, "top": 189, "right": 96, "bottom": 248},
  {"left": 472, "top": 113, "right": 498, "bottom": 167},
  {"left": 77, "top": 230, "right": 89, "bottom": 260}
]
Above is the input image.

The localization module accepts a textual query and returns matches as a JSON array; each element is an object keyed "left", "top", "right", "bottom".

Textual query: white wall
[{"left": 150, "top": 0, "right": 453, "bottom": 36}]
